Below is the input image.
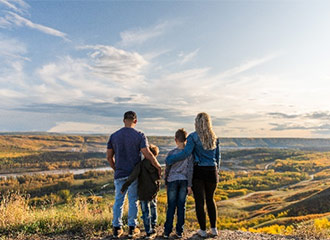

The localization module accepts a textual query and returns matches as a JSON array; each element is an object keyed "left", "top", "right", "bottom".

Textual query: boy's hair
[
  {"left": 149, "top": 144, "right": 159, "bottom": 157},
  {"left": 175, "top": 128, "right": 187, "bottom": 143}
]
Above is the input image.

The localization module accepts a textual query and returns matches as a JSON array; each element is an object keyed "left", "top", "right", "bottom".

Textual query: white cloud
[
  {"left": 29, "top": 45, "right": 149, "bottom": 104},
  {"left": 48, "top": 122, "right": 115, "bottom": 133},
  {"left": 178, "top": 48, "right": 199, "bottom": 65},
  {"left": 0, "top": 88, "right": 22, "bottom": 98},
  {"left": 0, "top": 12, "right": 69, "bottom": 40},
  {"left": 141, "top": 54, "right": 281, "bottom": 116},
  {"left": 205, "top": 53, "right": 281, "bottom": 88},
  {"left": 118, "top": 21, "right": 174, "bottom": 47},
  {"left": 1, "top": 41, "right": 149, "bottom": 106},
  {"left": 0, "top": 34, "right": 27, "bottom": 58},
  {"left": 81, "top": 45, "right": 148, "bottom": 86},
  {"left": 0, "top": 0, "right": 29, "bottom": 15},
  {"left": 144, "top": 67, "right": 212, "bottom": 112},
  {"left": 34, "top": 56, "right": 114, "bottom": 104},
  {"left": 0, "top": 0, "right": 67, "bottom": 40},
  {"left": 0, "top": 35, "right": 28, "bottom": 94}
]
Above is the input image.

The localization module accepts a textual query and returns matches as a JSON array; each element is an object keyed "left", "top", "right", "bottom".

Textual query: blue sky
[{"left": 1, "top": 0, "right": 330, "bottom": 137}]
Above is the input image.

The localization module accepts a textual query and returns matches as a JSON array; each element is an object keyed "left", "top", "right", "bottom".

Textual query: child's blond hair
[{"left": 149, "top": 144, "right": 159, "bottom": 157}]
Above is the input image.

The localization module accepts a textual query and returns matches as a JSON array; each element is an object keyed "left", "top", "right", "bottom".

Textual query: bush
[{"left": 57, "top": 189, "right": 72, "bottom": 203}]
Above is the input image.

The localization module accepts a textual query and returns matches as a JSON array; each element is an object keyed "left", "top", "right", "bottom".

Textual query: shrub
[{"left": 57, "top": 189, "right": 71, "bottom": 203}]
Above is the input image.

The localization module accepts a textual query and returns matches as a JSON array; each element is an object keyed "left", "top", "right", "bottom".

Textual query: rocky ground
[{"left": 6, "top": 229, "right": 330, "bottom": 240}]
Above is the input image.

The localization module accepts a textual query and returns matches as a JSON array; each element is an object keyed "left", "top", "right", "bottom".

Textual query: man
[{"left": 107, "top": 111, "right": 162, "bottom": 238}]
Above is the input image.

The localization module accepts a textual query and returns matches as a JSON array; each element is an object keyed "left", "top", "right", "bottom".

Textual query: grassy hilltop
[{"left": 0, "top": 134, "right": 330, "bottom": 239}]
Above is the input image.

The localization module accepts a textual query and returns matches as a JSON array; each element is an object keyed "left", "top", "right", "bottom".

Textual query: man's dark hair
[
  {"left": 124, "top": 111, "right": 137, "bottom": 120},
  {"left": 175, "top": 128, "right": 187, "bottom": 142}
]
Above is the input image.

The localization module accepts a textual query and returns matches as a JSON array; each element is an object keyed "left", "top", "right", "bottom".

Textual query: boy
[
  {"left": 164, "top": 129, "right": 194, "bottom": 238},
  {"left": 121, "top": 144, "right": 160, "bottom": 239}
]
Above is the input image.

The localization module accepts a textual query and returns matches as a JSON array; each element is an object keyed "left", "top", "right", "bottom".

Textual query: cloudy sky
[{"left": 1, "top": 0, "right": 330, "bottom": 137}]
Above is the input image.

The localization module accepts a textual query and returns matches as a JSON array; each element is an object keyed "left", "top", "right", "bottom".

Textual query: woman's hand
[{"left": 187, "top": 187, "right": 193, "bottom": 195}]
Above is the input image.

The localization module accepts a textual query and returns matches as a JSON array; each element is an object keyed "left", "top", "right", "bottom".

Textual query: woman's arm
[
  {"left": 215, "top": 139, "right": 221, "bottom": 169},
  {"left": 166, "top": 134, "right": 195, "bottom": 165}
]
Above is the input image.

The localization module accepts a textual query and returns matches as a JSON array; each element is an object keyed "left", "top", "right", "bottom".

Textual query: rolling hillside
[{"left": 2, "top": 134, "right": 330, "bottom": 151}]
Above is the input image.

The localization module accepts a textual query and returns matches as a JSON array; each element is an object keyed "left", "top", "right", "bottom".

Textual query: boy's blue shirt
[{"left": 166, "top": 132, "right": 220, "bottom": 168}]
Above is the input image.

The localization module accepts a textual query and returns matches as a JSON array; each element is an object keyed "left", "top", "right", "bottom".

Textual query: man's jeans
[
  {"left": 164, "top": 180, "right": 188, "bottom": 235},
  {"left": 112, "top": 177, "right": 138, "bottom": 228},
  {"left": 140, "top": 199, "right": 157, "bottom": 233}
]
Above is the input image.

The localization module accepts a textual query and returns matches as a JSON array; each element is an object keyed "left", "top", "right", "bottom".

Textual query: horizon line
[{"left": 1, "top": 131, "right": 330, "bottom": 140}]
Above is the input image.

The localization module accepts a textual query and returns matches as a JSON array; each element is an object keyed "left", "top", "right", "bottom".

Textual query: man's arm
[
  {"left": 141, "top": 147, "right": 162, "bottom": 176},
  {"left": 107, "top": 149, "right": 115, "bottom": 170}
]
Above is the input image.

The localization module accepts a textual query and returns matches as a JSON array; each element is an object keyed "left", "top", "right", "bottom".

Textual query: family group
[{"left": 107, "top": 111, "right": 220, "bottom": 239}]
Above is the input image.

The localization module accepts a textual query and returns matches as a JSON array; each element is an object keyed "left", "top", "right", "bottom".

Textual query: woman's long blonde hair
[{"left": 195, "top": 112, "right": 217, "bottom": 150}]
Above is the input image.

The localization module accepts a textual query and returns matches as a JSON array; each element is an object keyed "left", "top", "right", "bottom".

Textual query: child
[
  {"left": 121, "top": 144, "right": 160, "bottom": 239},
  {"left": 164, "top": 129, "right": 194, "bottom": 238}
]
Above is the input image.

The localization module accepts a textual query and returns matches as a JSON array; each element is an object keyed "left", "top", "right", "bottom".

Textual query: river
[
  {"left": 0, "top": 145, "right": 272, "bottom": 179},
  {"left": 0, "top": 166, "right": 113, "bottom": 179}
]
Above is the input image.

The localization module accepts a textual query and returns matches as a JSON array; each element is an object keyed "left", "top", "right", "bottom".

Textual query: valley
[{"left": 0, "top": 134, "right": 329, "bottom": 239}]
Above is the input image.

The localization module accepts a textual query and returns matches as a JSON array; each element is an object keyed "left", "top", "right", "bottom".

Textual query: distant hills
[
  {"left": 220, "top": 138, "right": 330, "bottom": 151},
  {"left": 2, "top": 133, "right": 330, "bottom": 151}
]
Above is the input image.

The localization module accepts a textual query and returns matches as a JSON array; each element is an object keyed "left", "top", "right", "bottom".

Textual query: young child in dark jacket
[{"left": 121, "top": 144, "right": 160, "bottom": 239}]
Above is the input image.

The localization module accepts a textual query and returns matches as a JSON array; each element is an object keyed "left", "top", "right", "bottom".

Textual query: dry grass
[
  {"left": 0, "top": 193, "right": 112, "bottom": 236},
  {"left": 293, "top": 218, "right": 330, "bottom": 239},
  {"left": 1, "top": 192, "right": 329, "bottom": 239}
]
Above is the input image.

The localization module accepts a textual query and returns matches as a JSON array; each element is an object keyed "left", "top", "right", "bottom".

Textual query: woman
[{"left": 166, "top": 112, "right": 220, "bottom": 237}]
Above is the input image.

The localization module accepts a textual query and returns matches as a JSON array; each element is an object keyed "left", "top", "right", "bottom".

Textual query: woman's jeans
[
  {"left": 192, "top": 178, "right": 217, "bottom": 231},
  {"left": 112, "top": 177, "right": 138, "bottom": 228},
  {"left": 164, "top": 180, "right": 188, "bottom": 235},
  {"left": 140, "top": 199, "right": 157, "bottom": 233}
]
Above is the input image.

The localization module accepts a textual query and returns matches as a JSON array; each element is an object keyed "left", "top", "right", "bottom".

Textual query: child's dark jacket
[{"left": 121, "top": 158, "right": 160, "bottom": 201}]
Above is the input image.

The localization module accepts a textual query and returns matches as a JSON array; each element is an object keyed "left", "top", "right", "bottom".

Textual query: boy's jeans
[
  {"left": 112, "top": 177, "right": 138, "bottom": 228},
  {"left": 140, "top": 199, "right": 157, "bottom": 233},
  {"left": 164, "top": 180, "right": 188, "bottom": 235}
]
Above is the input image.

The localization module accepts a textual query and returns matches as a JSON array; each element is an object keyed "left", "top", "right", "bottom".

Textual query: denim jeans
[
  {"left": 140, "top": 199, "right": 157, "bottom": 233},
  {"left": 164, "top": 180, "right": 188, "bottom": 235},
  {"left": 112, "top": 177, "right": 138, "bottom": 228}
]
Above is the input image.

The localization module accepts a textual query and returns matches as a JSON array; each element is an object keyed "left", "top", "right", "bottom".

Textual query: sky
[{"left": 1, "top": 0, "right": 330, "bottom": 137}]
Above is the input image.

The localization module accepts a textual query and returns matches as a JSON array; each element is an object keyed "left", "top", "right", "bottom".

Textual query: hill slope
[{"left": 283, "top": 187, "right": 330, "bottom": 216}]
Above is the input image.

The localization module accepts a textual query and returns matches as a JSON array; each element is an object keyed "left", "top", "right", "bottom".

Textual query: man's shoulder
[
  {"left": 132, "top": 128, "right": 145, "bottom": 136},
  {"left": 111, "top": 128, "right": 145, "bottom": 137},
  {"left": 122, "top": 127, "right": 145, "bottom": 136},
  {"left": 110, "top": 128, "right": 124, "bottom": 136}
]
